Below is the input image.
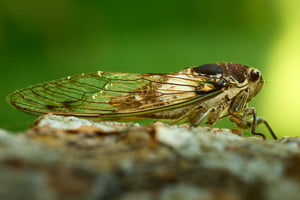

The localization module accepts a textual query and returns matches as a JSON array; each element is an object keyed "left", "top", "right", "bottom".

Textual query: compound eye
[
  {"left": 194, "top": 64, "right": 222, "bottom": 76},
  {"left": 250, "top": 69, "right": 260, "bottom": 81}
]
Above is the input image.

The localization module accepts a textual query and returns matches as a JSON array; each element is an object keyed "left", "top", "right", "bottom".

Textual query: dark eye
[
  {"left": 194, "top": 64, "right": 222, "bottom": 76},
  {"left": 250, "top": 69, "right": 260, "bottom": 81}
]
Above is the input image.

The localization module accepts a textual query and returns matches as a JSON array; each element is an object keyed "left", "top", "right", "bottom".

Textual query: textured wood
[{"left": 0, "top": 115, "right": 299, "bottom": 200}]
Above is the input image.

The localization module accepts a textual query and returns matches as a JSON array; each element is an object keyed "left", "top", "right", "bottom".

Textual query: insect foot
[{"left": 229, "top": 107, "right": 277, "bottom": 140}]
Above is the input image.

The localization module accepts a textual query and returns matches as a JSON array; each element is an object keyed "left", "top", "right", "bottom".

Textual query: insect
[{"left": 8, "top": 63, "right": 277, "bottom": 139}]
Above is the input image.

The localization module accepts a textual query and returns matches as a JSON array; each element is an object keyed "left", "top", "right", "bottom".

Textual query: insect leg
[
  {"left": 256, "top": 117, "right": 277, "bottom": 140},
  {"left": 229, "top": 107, "right": 277, "bottom": 139},
  {"left": 170, "top": 105, "right": 203, "bottom": 125},
  {"left": 192, "top": 107, "right": 216, "bottom": 127}
]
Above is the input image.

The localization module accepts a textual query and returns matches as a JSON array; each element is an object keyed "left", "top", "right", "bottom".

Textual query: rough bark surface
[{"left": 0, "top": 115, "right": 299, "bottom": 200}]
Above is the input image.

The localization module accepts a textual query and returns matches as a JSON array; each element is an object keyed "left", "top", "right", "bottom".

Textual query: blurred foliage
[
  {"left": 0, "top": 0, "right": 295, "bottom": 138},
  {"left": 263, "top": 0, "right": 300, "bottom": 137}
]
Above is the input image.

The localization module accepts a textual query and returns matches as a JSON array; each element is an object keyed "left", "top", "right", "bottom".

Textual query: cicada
[{"left": 8, "top": 63, "right": 277, "bottom": 139}]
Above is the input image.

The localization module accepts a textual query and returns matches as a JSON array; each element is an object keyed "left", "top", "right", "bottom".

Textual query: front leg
[{"left": 229, "top": 107, "right": 277, "bottom": 139}]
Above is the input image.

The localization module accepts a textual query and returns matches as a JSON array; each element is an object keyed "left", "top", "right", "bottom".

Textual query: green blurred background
[{"left": 0, "top": 0, "right": 299, "bottom": 138}]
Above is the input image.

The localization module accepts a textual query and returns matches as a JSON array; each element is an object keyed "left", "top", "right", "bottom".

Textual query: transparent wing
[{"left": 8, "top": 71, "right": 221, "bottom": 118}]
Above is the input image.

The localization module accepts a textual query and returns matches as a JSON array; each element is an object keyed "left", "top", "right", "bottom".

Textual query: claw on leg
[{"left": 229, "top": 107, "right": 277, "bottom": 140}]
